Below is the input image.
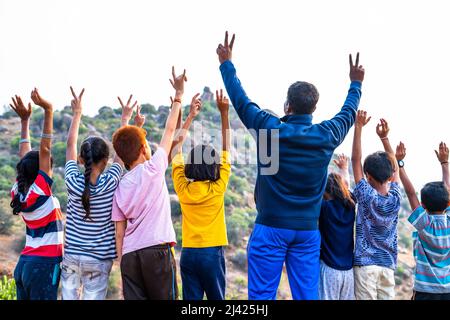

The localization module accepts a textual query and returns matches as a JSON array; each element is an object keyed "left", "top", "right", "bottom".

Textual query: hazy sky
[{"left": 0, "top": 0, "right": 449, "bottom": 189}]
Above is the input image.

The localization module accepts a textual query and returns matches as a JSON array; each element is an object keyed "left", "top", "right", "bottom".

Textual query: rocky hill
[{"left": 0, "top": 87, "right": 415, "bottom": 299}]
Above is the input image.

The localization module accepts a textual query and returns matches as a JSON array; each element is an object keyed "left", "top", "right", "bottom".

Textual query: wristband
[
  {"left": 19, "top": 138, "right": 30, "bottom": 144},
  {"left": 380, "top": 137, "right": 389, "bottom": 141},
  {"left": 173, "top": 98, "right": 182, "bottom": 104},
  {"left": 40, "top": 133, "right": 53, "bottom": 139},
  {"left": 441, "top": 161, "right": 449, "bottom": 165}
]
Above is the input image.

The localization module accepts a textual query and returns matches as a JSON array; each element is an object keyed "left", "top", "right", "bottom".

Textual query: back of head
[
  {"left": 363, "top": 151, "right": 395, "bottom": 184},
  {"left": 10, "top": 151, "right": 40, "bottom": 215},
  {"left": 421, "top": 181, "right": 449, "bottom": 213},
  {"left": 80, "top": 136, "right": 110, "bottom": 221},
  {"left": 286, "top": 81, "right": 320, "bottom": 115},
  {"left": 184, "top": 144, "right": 220, "bottom": 182},
  {"left": 112, "top": 125, "right": 147, "bottom": 170},
  {"left": 325, "top": 172, "right": 355, "bottom": 209}
]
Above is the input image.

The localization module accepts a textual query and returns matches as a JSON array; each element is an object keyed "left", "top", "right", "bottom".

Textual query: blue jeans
[
  {"left": 14, "top": 257, "right": 61, "bottom": 300},
  {"left": 61, "top": 254, "right": 113, "bottom": 300},
  {"left": 247, "top": 223, "right": 321, "bottom": 300},
  {"left": 180, "top": 246, "right": 226, "bottom": 300}
]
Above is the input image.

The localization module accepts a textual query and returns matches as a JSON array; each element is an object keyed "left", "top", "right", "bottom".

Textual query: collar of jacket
[{"left": 280, "top": 114, "right": 313, "bottom": 125}]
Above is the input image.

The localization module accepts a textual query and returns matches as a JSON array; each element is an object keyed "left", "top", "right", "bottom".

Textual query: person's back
[{"left": 216, "top": 31, "right": 365, "bottom": 300}]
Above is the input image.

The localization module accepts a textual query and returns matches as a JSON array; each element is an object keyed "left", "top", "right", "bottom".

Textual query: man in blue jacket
[{"left": 216, "top": 32, "right": 365, "bottom": 300}]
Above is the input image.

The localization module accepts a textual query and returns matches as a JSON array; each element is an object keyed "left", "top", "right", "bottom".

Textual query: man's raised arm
[
  {"left": 217, "top": 31, "right": 279, "bottom": 131},
  {"left": 322, "top": 53, "right": 365, "bottom": 146}
]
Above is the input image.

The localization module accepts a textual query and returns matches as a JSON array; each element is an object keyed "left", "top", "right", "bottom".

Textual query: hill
[{"left": 0, "top": 87, "right": 415, "bottom": 299}]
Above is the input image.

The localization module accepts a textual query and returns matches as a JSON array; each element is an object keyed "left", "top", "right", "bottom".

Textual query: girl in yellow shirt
[{"left": 172, "top": 90, "right": 231, "bottom": 300}]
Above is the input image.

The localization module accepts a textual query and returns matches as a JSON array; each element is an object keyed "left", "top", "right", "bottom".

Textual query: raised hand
[
  {"left": 189, "top": 93, "right": 202, "bottom": 118},
  {"left": 435, "top": 142, "right": 449, "bottom": 164},
  {"left": 355, "top": 110, "right": 371, "bottom": 128},
  {"left": 376, "top": 118, "right": 390, "bottom": 139},
  {"left": 10, "top": 95, "right": 32, "bottom": 121},
  {"left": 70, "top": 86, "right": 85, "bottom": 115},
  {"left": 118, "top": 94, "right": 138, "bottom": 121},
  {"left": 396, "top": 142, "right": 406, "bottom": 161},
  {"left": 31, "top": 88, "right": 52, "bottom": 111},
  {"left": 134, "top": 105, "right": 145, "bottom": 128},
  {"left": 333, "top": 153, "right": 349, "bottom": 171},
  {"left": 216, "top": 31, "right": 235, "bottom": 64},
  {"left": 169, "top": 66, "right": 187, "bottom": 95},
  {"left": 216, "top": 89, "right": 230, "bottom": 114},
  {"left": 349, "top": 53, "right": 365, "bottom": 82}
]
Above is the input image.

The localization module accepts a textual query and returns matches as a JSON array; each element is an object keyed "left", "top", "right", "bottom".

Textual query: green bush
[
  {"left": 0, "top": 276, "right": 16, "bottom": 300},
  {"left": 226, "top": 208, "right": 252, "bottom": 246},
  {"left": 51, "top": 142, "right": 67, "bottom": 168},
  {"left": 170, "top": 198, "right": 182, "bottom": 217},
  {"left": 230, "top": 249, "right": 247, "bottom": 270},
  {"left": 0, "top": 199, "right": 15, "bottom": 235},
  {"left": 173, "top": 221, "right": 182, "bottom": 248}
]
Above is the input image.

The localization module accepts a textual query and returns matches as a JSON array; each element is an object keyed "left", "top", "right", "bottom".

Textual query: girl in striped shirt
[
  {"left": 10, "top": 89, "right": 63, "bottom": 300},
  {"left": 61, "top": 87, "right": 143, "bottom": 300}
]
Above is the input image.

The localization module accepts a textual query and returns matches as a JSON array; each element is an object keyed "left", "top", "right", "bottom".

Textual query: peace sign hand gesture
[
  {"left": 134, "top": 105, "right": 145, "bottom": 128},
  {"left": 118, "top": 94, "right": 138, "bottom": 122},
  {"left": 70, "top": 86, "right": 85, "bottom": 115},
  {"left": 216, "top": 31, "right": 235, "bottom": 64},
  {"left": 349, "top": 52, "right": 365, "bottom": 82},
  {"left": 10, "top": 95, "right": 32, "bottom": 121}
]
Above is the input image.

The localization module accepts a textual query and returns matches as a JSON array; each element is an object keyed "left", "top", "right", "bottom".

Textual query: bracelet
[
  {"left": 40, "top": 133, "right": 53, "bottom": 139},
  {"left": 380, "top": 137, "right": 389, "bottom": 141},
  {"left": 19, "top": 138, "right": 30, "bottom": 144},
  {"left": 173, "top": 98, "right": 182, "bottom": 104},
  {"left": 441, "top": 161, "right": 449, "bottom": 165}
]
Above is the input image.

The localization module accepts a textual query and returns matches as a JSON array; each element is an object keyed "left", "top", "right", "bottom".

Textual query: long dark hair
[
  {"left": 325, "top": 172, "right": 355, "bottom": 209},
  {"left": 10, "top": 151, "right": 40, "bottom": 215},
  {"left": 184, "top": 144, "right": 220, "bottom": 182},
  {"left": 80, "top": 136, "right": 109, "bottom": 221}
]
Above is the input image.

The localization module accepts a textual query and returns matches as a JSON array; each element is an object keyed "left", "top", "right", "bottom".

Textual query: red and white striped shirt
[{"left": 11, "top": 170, "right": 64, "bottom": 261}]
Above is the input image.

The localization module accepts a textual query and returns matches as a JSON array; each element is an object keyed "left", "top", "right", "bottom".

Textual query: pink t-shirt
[{"left": 112, "top": 148, "right": 176, "bottom": 255}]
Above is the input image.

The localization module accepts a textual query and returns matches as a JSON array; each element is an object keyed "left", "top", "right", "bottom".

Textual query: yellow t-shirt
[{"left": 172, "top": 151, "right": 231, "bottom": 248}]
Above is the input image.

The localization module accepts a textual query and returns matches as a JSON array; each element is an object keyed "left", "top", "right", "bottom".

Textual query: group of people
[{"left": 7, "top": 32, "right": 450, "bottom": 301}]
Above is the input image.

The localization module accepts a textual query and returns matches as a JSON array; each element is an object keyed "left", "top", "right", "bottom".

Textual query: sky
[{"left": 0, "top": 0, "right": 449, "bottom": 189}]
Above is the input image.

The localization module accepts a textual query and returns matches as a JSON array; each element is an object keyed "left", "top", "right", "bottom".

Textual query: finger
[
  {"left": 136, "top": 105, "right": 141, "bottom": 115},
  {"left": 79, "top": 88, "right": 85, "bottom": 99},
  {"left": 169, "top": 79, "right": 175, "bottom": 87},
  {"left": 216, "top": 90, "right": 219, "bottom": 102},
  {"left": 349, "top": 54, "right": 353, "bottom": 67},
  {"left": 225, "top": 31, "right": 229, "bottom": 47},
  {"left": 366, "top": 116, "right": 372, "bottom": 123},
  {"left": 192, "top": 93, "right": 200, "bottom": 101},
  {"left": 172, "top": 66, "right": 176, "bottom": 80},
  {"left": 230, "top": 33, "right": 235, "bottom": 50},
  {"left": 183, "top": 69, "right": 187, "bottom": 81},
  {"left": 131, "top": 100, "right": 138, "bottom": 109},
  {"left": 220, "top": 89, "right": 223, "bottom": 100},
  {"left": 11, "top": 96, "right": 18, "bottom": 108},
  {"left": 355, "top": 52, "right": 360, "bottom": 68},
  {"left": 126, "top": 94, "right": 133, "bottom": 107},
  {"left": 9, "top": 104, "right": 17, "bottom": 113},
  {"left": 28, "top": 102, "right": 32, "bottom": 112},
  {"left": 17, "top": 96, "right": 24, "bottom": 108},
  {"left": 70, "top": 86, "right": 77, "bottom": 99},
  {"left": 170, "top": 96, "right": 174, "bottom": 104},
  {"left": 117, "top": 97, "right": 124, "bottom": 108},
  {"left": 435, "top": 150, "right": 440, "bottom": 158}
]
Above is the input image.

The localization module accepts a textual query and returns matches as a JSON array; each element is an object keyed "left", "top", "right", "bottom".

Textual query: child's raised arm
[
  {"left": 435, "top": 142, "right": 449, "bottom": 188},
  {"left": 376, "top": 118, "right": 400, "bottom": 183},
  {"left": 396, "top": 142, "right": 420, "bottom": 210},
  {"left": 115, "top": 94, "right": 138, "bottom": 166},
  {"left": 334, "top": 154, "right": 350, "bottom": 187},
  {"left": 169, "top": 93, "right": 202, "bottom": 162},
  {"left": 30, "top": 88, "right": 53, "bottom": 177},
  {"left": 159, "top": 66, "right": 185, "bottom": 155},
  {"left": 10, "top": 95, "right": 32, "bottom": 159},
  {"left": 351, "top": 110, "right": 371, "bottom": 184},
  {"left": 66, "top": 86, "right": 85, "bottom": 162},
  {"left": 216, "top": 89, "right": 230, "bottom": 152}
]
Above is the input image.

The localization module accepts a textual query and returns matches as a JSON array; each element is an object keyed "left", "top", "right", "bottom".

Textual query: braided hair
[
  {"left": 10, "top": 151, "right": 40, "bottom": 215},
  {"left": 79, "top": 136, "right": 109, "bottom": 221}
]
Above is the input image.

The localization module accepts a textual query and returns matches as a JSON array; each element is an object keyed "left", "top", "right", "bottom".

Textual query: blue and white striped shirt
[
  {"left": 64, "top": 160, "right": 123, "bottom": 260},
  {"left": 353, "top": 179, "right": 402, "bottom": 269},
  {"left": 409, "top": 206, "right": 450, "bottom": 294}
]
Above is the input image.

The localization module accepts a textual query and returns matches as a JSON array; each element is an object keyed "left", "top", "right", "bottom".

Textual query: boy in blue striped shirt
[
  {"left": 396, "top": 141, "right": 450, "bottom": 300},
  {"left": 351, "top": 113, "right": 402, "bottom": 300}
]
